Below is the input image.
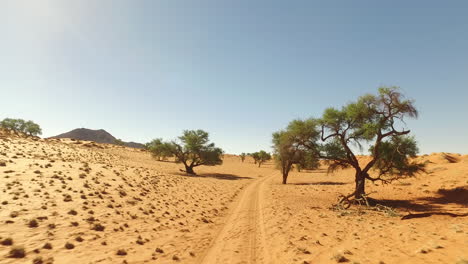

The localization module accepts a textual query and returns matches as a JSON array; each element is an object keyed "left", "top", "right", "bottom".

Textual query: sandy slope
[{"left": 0, "top": 133, "right": 467, "bottom": 264}]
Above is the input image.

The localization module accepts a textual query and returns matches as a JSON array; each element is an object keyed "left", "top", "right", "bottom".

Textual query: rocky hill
[{"left": 51, "top": 128, "right": 145, "bottom": 149}]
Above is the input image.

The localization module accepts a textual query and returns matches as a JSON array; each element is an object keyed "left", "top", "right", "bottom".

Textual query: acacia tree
[
  {"left": 0, "top": 118, "right": 42, "bottom": 136},
  {"left": 251, "top": 150, "right": 271, "bottom": 167},
  {"left": 272, "top": 119, "right": 320, "bottom": 184},
  {"left": 239, "top": 153, "right": 246, "bottom": 162},
  {"left": 250, "top": 152, "right": 260, "bottom": 164},
  {"left": 146, "top": 138, "right": 173, "bottom": 161},
  {"left": 168, "top": 130, "right": 223, "bottom": 175},
  {"left": 23, "top": 121, "right": 42, "bottom": 136},
  {"left": 317, "top": 87, "right": 425, "bottom": 199}
]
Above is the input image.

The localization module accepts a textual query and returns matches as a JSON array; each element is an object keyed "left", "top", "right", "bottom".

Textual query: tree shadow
[
  {"left": 370, "top": 199, "right": 439, "bottom": 212},
  {"left": 401, "top": 212, "right": 468, "bottom": 220},
  {"left": 418, "top": 187, "right": 468, "bottom": 206},
  {"left": 177, "top": 172, "right": 252, "bottom": 181},
  {"left": 293, "top": 181, "right": 348, "bottom": 186},
  {"left": 367, "top": 187, "right": 468, "bottom": 219}
]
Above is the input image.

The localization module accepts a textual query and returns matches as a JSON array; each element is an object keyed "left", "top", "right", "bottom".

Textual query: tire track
[{"left": 197, "top": 173, "right": 275, "bottom": 264}]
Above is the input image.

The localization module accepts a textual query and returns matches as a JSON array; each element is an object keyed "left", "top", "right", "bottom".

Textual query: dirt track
[{"left": 199, "top": 172, "right": 275, "bottom": 264}]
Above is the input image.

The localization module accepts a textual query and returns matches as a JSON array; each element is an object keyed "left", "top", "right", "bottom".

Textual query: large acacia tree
[
  {"left": 317, "top": 87, "right": 425, "bottom": 199},
  {"left": 168, "top": 130, "right": 223, "bottom": 175}
]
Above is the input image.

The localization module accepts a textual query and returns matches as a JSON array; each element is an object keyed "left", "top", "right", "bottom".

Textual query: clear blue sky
[{"left": 1, "top": 1, "right": 467, "bottom": 154}]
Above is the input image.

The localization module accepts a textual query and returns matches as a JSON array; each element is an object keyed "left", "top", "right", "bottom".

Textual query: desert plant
[
  {"left": 146, "top": 138, "right": 173, "bottom": 161},
  {"left": 272, "top": 119, "right": 320, "bottom": 184},
  {"left": 318, "top": 87, "right": 425, "bottom": 199},
  {"left": 251, "top": 150, "right": 271, "bottom": 167},
  {"left": 1, "top": 237, "right": 13, "bottom": 245},
  {"left": 8, "top": 246, "right": 25, "bottom": 258},
  {"left": 239, "top": 153, "right": 246, "bottom": 162},
  {"left": 0, "top": 118, "right": 42, "bottom": 136},
  {"left": 151, "top": 130, "right": 223, "bottom": 174},
  {"left": 282, "top": 87, "right": 425, "bottom": 200},
  {"left": 23, "top": 121, "right": 42, "bottom": 136}
]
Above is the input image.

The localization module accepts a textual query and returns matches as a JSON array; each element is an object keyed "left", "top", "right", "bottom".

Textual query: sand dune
[{"left": 0, "top": 133, "right": 466, "bottom": 263}]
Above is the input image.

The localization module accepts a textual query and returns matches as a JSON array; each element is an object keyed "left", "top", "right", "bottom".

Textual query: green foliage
[
  {"left": 251, "top": 150, "right": 271, "bottom": 167},
  {"left": 371, "top": 136, "right": 426, "bottom": 178},
  {"left": 239, "top": 152, "right": 246, "bottom": 162},
  {"left": 0, "top": 118, "right": 42, "bottom": 136},
  {"left": 250, "top": 152, "right": 260, "bottom": 164},
  {"left": 272, "top": 119, "right": 320, "bottom": 183},
  {"left": 276, "top": 87, "right": 425, "bottom": 196},
  {"left": 150, "top": 130, "right": 223, "bottom": 174},
  {"left": 146, "top": 138, "right": 173, "bottom": 161},
  {"left": 318, "top": 86, "right": 425, "bottom": 197}
]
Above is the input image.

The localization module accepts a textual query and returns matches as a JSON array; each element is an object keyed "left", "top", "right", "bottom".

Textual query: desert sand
[{"left": 0, "top": 132, "right": 467, "bottom": 264}]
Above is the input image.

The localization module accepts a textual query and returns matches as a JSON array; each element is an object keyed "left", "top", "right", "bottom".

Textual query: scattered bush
[
  {"left": 116, "top": 249, "right": 127, "bottom": 256},
  {"left": 8, "top": 246, "right": 26, "bottom": 258},
  {"left": 1, "top": 237, "right": 13, "bottom": 245},
  {"left": 64, "top": 242, "right": 74, "bottom": 249}
]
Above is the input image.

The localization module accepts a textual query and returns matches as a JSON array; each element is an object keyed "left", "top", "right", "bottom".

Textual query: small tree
[
  {"left": 272, "top": 119, "right": 320, "bottom": 184},
  {"left": 168, "top": 130, "right": 223, "bottom": 175},
  {"left": 0, "top": 118, "right": 24, "bottom": 133},
  {"left": 147, "top": 138, "right": 173, "bottom": 161},
  {"left": 239, "top": 153, "right": 246, "bottom": 162},
  {"left": 23, "top": 121, "right": 42, "bottom": 136},
  {"left": 250, "top": 152, "right": 260, "bottom": 164},
  {"left": 316, "top": 86, "right": 425, "bottom": 200},
  {"left": 252, "top": 150, "right": 271, "bottom": 167}
]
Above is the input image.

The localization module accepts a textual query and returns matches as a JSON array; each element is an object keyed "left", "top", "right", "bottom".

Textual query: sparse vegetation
[
  {"left": 0, "top": 118, "right": 42, "bottom": 136},
  {"left": 278, "top": 87, "right": 425, "bottom": 200},
  {"left": 146, "top": 138, "right": 173, "bottom": 161},
  {"left": 239, "top": 153, "right": 246, "bottom": 162},
  {"left": 272, "top": 119, "right": 320, "bottom": 184},
  {"left": 116, "top": 249, "right": 127, "bottom": 256},
  {"left": 1, "top": 237, "right": 13, "bottom": 245},
  {"left": 65, "top": 242, "right": 75, "bottom": 249},
  {"left": 149, "top": 130, "right": 223, "bottom": 174},
  {"left": 250, "top": 151, "right": 271, "bottom": 167},
  {"left": 8, "top": 246, "right": 26, "bottom": 258}
]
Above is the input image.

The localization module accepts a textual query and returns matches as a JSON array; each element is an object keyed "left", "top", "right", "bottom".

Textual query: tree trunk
[
  {"left": 354, "top": 171, "right": 366, "bottom": 199},
  {"left": 282, "top": 173, "right": 288, "bottom": 184},
  {"left": 185, "top": 164, "right": 195, "bottom": 175},
  {"left": 282, "top": 162, "right": 292, "bottom": 184}
]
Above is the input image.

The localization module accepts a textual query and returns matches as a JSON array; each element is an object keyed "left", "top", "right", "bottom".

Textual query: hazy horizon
[{"left": 1, "top": 1, "right": 467, "bottom": 154}]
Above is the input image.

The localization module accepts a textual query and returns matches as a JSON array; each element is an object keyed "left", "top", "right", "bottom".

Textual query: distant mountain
[{"left": 51, "top": 128, "right": 145, "bottom": 149}]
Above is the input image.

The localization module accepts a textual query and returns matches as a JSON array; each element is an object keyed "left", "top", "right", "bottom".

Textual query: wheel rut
[{"left": 197, "top": 173, "right": 275, "bottom": 264}]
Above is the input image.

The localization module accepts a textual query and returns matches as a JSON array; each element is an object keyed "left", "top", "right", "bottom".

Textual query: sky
[{"left": 1, "top": 0, "right": 467, "bottom": 154}]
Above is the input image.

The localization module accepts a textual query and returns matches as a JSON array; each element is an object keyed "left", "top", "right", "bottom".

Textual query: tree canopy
[
  {"left": 239, "top": 153, "right": 247, "bottom": 162},
  {"left": 148, "top": 130, "right": 223, "bottom": 175},
  {"left": 251, "top": 150, "right": 271, "bottom": 167},
  {"left": 317, "top": 86, "right": 425, "bottom": 199},
  {"left": 272, "top": 119, "right": 320, "bottom": 184},
  {"left": 0, "top": 118, "right": 42, "bottom": 136},
  {"left": 146, "top": 138, "right": 173, "bottom": 161}
]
